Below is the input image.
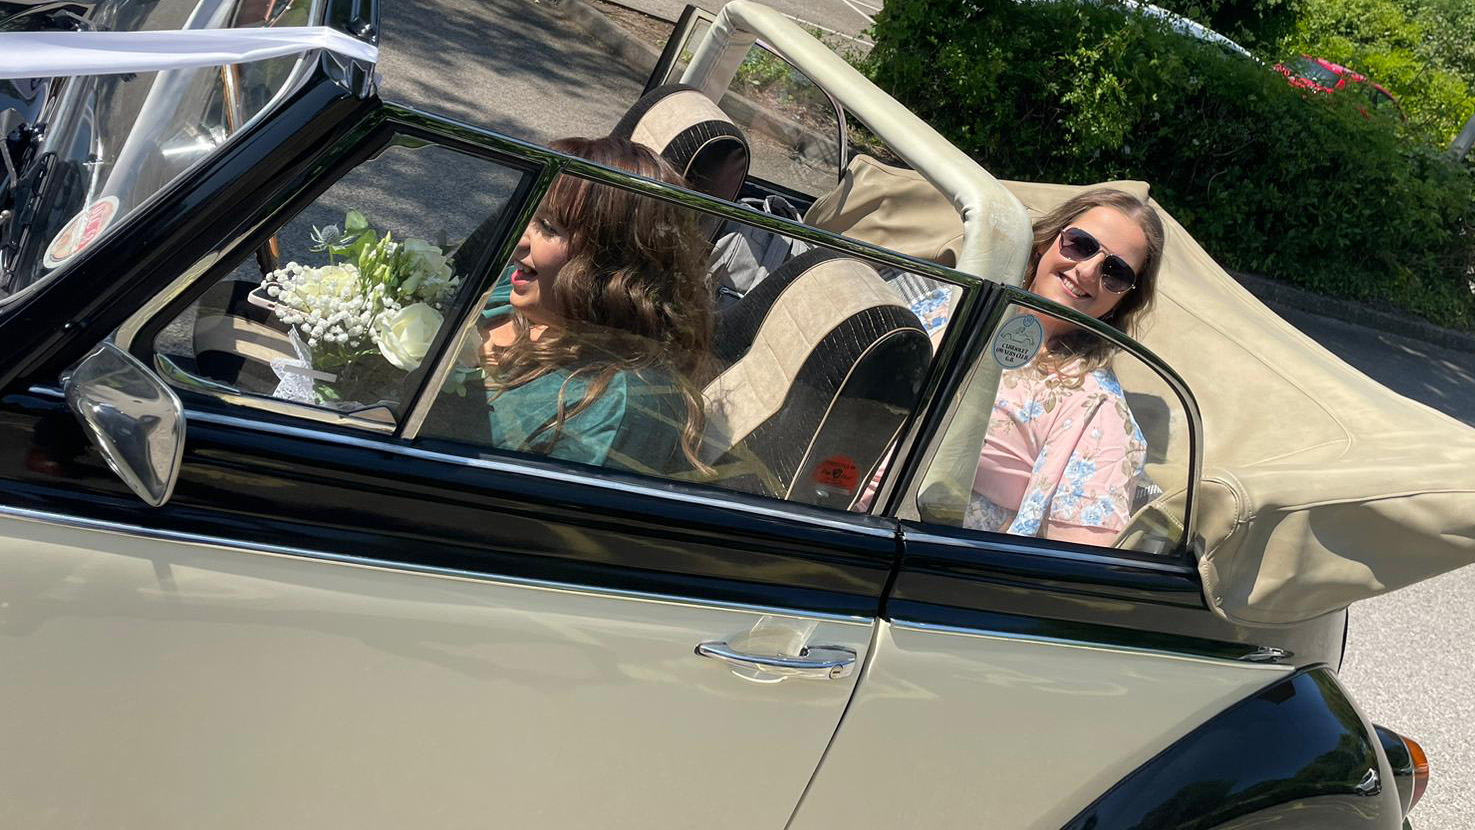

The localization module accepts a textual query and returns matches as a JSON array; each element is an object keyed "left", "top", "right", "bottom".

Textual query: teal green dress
[{"left": 426, "top": 281, "right": 693, "bottom": 476}]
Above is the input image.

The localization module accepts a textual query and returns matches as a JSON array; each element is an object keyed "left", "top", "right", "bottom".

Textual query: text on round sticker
[{"left": 991, "top": 314, "right": 1044, "bottom": 369}]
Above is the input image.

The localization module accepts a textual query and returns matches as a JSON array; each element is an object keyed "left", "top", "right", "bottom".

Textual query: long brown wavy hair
[
  {"left": 1023, "top": 188, "right": 1164, "bottom": 379},
  {"left": 485, "top": 136, "right": 714, "bottom": 472}
]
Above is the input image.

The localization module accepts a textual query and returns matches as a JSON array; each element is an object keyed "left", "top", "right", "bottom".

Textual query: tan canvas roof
[{"left": 810, "top": 156, "right": 1475, "bottom": 627}]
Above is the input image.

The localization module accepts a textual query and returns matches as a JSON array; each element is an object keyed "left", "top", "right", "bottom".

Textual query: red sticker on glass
[
  {"left": 813, "top": 455, "right": 859, "bottom": 494},
  {"left": 44, "top": 196, "right": 120, "bottom": 269}
]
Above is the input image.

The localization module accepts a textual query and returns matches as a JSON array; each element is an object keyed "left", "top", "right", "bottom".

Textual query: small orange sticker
[{"left": 813, "top": 455, "right": 859, "bottom": 494}]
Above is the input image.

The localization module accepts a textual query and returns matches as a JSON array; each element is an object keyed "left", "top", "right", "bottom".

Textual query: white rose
[
  {"left": 402, "top": 238, "right": 453, "bottom": 292},
  {"left": 372, "top": 302, "right": 443, "bottom": 371}
]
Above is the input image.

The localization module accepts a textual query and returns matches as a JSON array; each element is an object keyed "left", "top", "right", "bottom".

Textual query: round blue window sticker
[{"left": 991, "top": 313, "right": 1044, "bottom": 369}]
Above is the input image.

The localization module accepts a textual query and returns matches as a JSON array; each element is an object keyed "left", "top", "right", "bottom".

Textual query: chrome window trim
[
  {"left": 399, "top": 157, "right": 558, "bottom": 438},
  {"left": 382, "top": 104, "right": 996, "bottom": 292},
  {"left": 881, "top": 285, "right": 1204, "bottom": 552},
  {"left": 1002, "top": 286, "right": 1205, "bottom": 545},
  {"left": 887, "top": 618, "right": 1294, "bottom": 670},
  {"left": 115, "top": 256, "right": 226, "bottom": 352},
  {"left": 0, "top": 501, "right": 873, "bottom": 625}
]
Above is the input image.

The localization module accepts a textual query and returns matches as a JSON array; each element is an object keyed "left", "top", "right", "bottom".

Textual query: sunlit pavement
[{"left": 377, "top": 2, "right": 1474, "bottom": 825}]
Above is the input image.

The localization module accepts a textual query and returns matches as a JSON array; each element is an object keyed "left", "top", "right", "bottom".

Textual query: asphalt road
[{"left": 376, "top": 1, "right": 1474, "bottom": 826}]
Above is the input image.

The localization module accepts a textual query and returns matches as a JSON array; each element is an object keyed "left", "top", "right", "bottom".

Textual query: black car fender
[{"left": 1062, "top": 666, "right": 1404, "bottom": 829}]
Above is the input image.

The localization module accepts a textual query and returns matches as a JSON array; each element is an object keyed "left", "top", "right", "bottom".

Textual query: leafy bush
[
  {"left": 1280, "top": 0, "right": 1475, "bottom": 144},
  {"left": 864, "top": 0, "right": 1475, "bottom": 330}
]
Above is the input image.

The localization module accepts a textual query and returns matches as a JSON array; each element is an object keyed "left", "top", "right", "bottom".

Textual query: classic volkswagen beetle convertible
[{"left": 0, "top": 0, "right": 1468, "bottom": 826}]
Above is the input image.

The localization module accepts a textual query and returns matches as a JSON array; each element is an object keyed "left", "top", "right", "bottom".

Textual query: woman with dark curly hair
[{"left": 429, "top": 136, "right": 714, "bottom": 476}]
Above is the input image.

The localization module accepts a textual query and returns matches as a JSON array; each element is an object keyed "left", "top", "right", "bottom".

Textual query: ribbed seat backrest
[
  {"left": 701, "top": 249, "right": 932, "bottom": 510},
  {"left": 611, "top": 83, "right": 750, "bottom": 202}
]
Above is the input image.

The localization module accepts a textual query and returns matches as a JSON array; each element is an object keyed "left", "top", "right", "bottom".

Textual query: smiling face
[
  {"left": 1030, "top": 206, "right": 1149, "bottom": 321},
  {"left": 506, "top": 215, "right": 572, "bottom": 324}
]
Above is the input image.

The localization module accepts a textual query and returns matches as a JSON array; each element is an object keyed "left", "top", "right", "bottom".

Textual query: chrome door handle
[{"left": 695, "top": 641, "right": 857, "bottom": 680}]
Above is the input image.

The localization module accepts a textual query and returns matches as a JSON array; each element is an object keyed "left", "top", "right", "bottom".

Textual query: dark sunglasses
[{"left": 1058, "top": 227, "right": 1138, "bottom": 294}]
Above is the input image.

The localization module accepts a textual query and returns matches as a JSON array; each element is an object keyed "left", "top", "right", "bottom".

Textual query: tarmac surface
[{"left": 376, "top": 0, "right": 1475, "bottom": 825}]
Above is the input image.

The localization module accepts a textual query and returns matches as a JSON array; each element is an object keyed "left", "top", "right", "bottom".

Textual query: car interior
[{"left": 148, "top": 33, "right": 1191, "bottom": 557}]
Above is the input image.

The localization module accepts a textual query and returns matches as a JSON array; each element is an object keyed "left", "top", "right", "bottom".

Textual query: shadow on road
[
  {"left": 1274, "top": 306, "right": 1475, "bottom": 427},
  {"left": 377, "top": 0, "right": 653, "bottom": 143}
]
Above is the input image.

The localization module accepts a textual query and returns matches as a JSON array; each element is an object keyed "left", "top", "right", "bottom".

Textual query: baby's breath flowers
[{"left": 258, "top": 210, "right": 461, "bottom": 403}]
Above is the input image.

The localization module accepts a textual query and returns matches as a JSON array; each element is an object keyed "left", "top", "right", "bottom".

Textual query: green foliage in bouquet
[{"left": 263, "top": 210, "right": 461, "bottom": 403}]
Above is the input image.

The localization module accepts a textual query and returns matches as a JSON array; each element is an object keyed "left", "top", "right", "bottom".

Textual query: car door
[
  {"left": 789, "top": 289, "right": 1369, "bottom": 828},
  {"left": 0, "top": 75, "right": 908, "bottom": 827}
]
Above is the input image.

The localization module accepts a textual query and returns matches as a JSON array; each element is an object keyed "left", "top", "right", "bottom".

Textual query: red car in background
[{"left": 1275, "top": 54, "right": 1405, "bottom": 119}]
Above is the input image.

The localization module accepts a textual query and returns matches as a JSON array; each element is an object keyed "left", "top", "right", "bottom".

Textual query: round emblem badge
[
  {"left": 43, "top": 196, "right": 120, "bottom": 269},
  {"left": 991, "top": 313, "right": 1044, "bottom": 369}
]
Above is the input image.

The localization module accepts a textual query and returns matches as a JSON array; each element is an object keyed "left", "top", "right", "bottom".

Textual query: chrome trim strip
[
  {"left": 400, "top": 160, "right": 559, "bottom": 439},
  {"left": 0, "top": 502, "right": 872, "bottom": 624},
  {"left": 115, "top": 257, "right": 225, "bottom": 352},
  {"left": 1001, "top": 286, "right": 1206, "bottom": 546},
  {"left": 381, "top": 103, "right": 996, "bottom": 291},
  {"left": 888, "top": 618, "right": 1293, "bottom": 669}
]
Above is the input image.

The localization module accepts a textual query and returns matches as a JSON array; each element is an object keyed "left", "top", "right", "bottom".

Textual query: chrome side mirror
[{"left": 64, "top": 342, "right": 186, "bottom": 507}]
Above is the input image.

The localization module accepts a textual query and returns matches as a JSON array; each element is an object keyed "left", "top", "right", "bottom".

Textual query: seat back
[
  {"left": 611, "top": 83, "right": 750, "bottom": 201},
  {"left": 701, "top": 249, "right": 932, "bottom": 510}
]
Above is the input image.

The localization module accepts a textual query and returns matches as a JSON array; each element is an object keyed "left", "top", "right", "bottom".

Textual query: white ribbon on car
[{"left": 0, "top": 26, "right": 378, "bottom": 80}]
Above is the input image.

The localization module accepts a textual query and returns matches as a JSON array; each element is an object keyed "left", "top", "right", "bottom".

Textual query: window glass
[
  {"left": 416, "top": 170, "right": 942, "bottom": 511},
  {"left": 721, "top": 45, "right": 842, "bottom": 197},
  {"left": 150, "top": 141, "right": 526, "bottom": 427},
  {"left": 653, "top": 17, "right": 842, "bottom": 197},
  {"left": 3, "top": 0, "right": 311, "bottom": 299},
  {"left": 911, "top": 301, "right": 1192, "bottom": 555}
]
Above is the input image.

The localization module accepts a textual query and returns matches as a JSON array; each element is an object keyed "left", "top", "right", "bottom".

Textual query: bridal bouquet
[{"left": 256, "top": 210, "right": 460, "bottom": 405}]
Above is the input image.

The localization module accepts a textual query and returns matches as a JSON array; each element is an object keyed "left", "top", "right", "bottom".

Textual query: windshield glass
[
  {"left": 0, "top": 0, "right": 315, "bottom": 301},
  {"left": 1294, "top": 57, "right": 1342, "bottom": 88}
]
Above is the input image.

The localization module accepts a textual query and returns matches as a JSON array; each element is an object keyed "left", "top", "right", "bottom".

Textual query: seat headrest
[{"left": 613, "top": 84, "right": 750, "bottom": 202}]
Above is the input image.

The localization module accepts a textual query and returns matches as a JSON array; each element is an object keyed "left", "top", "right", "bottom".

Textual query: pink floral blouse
[{"left": 966, "top": 364, "right": 1147, "bottom": 544}]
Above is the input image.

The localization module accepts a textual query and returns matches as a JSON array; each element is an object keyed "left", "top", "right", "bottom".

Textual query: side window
[
  {"left": 414, "top": 171, "right": 943, "bottom": 511},
  {"left": 910, "top": 301, "right": 1193, "bottom": 556},
  {"left": 652, "top": 16, "right": 843, "bottom": 197},
  {"left": 148, "top": 139, "right": 527, "bottom": 428},
  {"left": 720, "top": 45, "right": 843, "bottom": 197}
]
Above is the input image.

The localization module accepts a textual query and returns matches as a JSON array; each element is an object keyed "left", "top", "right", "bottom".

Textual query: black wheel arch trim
[{"left": 1061, "top": 665, "right": 1403, "bottom": 829}]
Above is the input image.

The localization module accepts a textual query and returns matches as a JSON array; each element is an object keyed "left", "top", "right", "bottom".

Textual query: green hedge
[{"left": 863, "top": 0, "right": 1475, "bottom": 331}]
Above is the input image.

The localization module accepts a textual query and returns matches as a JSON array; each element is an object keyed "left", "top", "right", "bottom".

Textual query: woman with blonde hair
[{"left": 966, "top": 188, "right": 1164, "bottom": 543}]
